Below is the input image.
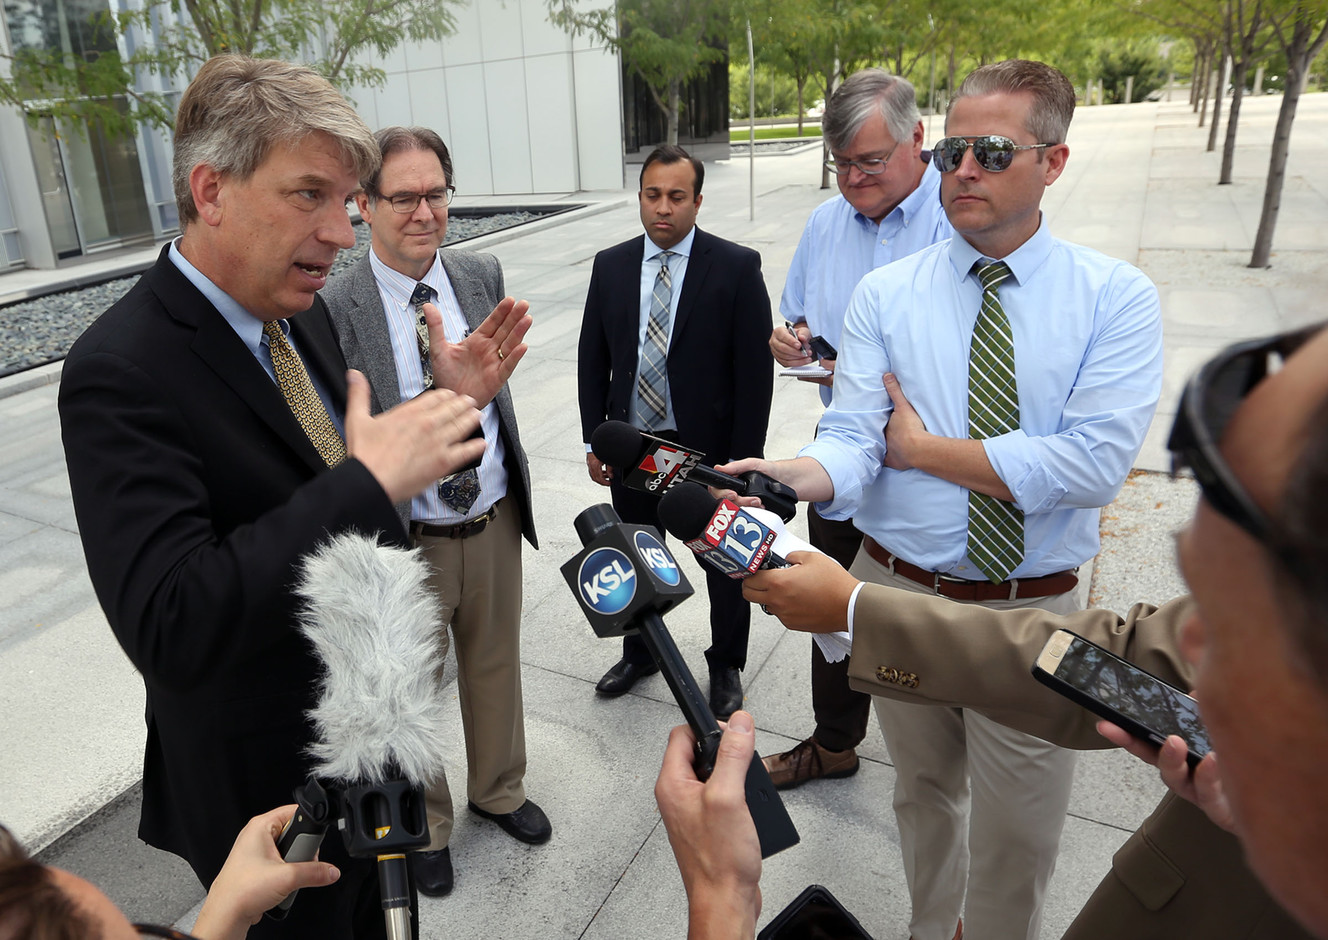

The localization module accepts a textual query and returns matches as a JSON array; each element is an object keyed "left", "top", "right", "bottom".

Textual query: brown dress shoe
[{"left": 761, "top": 737, "right": 859, "bottom": 790}]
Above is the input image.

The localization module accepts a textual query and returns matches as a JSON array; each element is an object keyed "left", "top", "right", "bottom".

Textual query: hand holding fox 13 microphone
[
  {"left": 269, "top": 533, "right": 453, "bottom": 940},
  {"left": 561, "top": 503, "right": 800, "bottom": 858},
  {"left": 590, "top": 420, "right": 799, "bottom": 522}
]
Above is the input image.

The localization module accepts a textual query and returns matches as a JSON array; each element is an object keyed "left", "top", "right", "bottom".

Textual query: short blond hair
[{"left": 173, "top": 55, "right": 379, "bottom": 224}]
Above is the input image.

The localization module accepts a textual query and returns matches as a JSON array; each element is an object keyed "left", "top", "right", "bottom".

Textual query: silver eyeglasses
[
  {"left": 385, "top": 187, "right": 456, "bottom": 213},
  {"left": 824, "top": 141, "right": 900, "bottom": 176}
]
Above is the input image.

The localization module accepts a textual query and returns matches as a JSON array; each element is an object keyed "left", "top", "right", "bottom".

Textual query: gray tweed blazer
[{"left": 321, "top": 249, "right": 537, "bottom": 548}]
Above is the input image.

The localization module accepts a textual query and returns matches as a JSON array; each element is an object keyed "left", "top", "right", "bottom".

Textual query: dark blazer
[
  {"left": 322, "top": 249, "right": 536, "bottom": 547},
  {"left": 577, "top": 227, "right": 773, "bottom": 463},
  {"left": 848, "top": 588, "right": 1311, "bottom": 940},
  {"left": 59, "top": 248, "right": 404, "bottom": 929}
]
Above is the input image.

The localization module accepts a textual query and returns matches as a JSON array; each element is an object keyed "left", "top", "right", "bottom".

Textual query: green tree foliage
[
  {"left": 547, "top": 0, "right": 731, "bottom": 145},
  {"left": 729, "top": 60, "right": 801, "bottom": 119},
  {"left": 1096, "top": 42, "right": 1169, "bottom": 102},
  {"left": 0, "top": 0, "right": 462, "bottom": 138}
]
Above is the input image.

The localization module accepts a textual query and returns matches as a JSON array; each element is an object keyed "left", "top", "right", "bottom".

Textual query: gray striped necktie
[
  {"left": 636, "top": 250, "right": 673, "bottom": 429},
  {"left": 966, "top": 260, "right": 1024, "bottom": 583},
  {"left": 410, "top": 281, "right": 480, "bottom": 514}
]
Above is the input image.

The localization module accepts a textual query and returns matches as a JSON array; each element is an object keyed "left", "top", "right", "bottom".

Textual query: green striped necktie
[{"left": 965, "top": 260, "right": 1024, "bottom": 583}]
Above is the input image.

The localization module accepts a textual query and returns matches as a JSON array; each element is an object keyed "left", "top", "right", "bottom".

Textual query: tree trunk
[
  {"left": 1199, "top": 64, "right": 1213, "bottom": 126},
  {"left": 1250, "top": 17, "right": 1327, "bottom": 267},
  {"left": 667, "top": 78, "right": 680, "bottom": 146},
  {"left": 796, "top": 77, "right": 806, "bottom": 136},
  {"left": 1207, "top": 56, "right": 1228, "bottom": 150},
  {"left": 1219, "top": 59, "right": 1249, "bottom": 183},
  {"left": 1200, "top": 44, "right": 1211, "bottom": 113},
  {"left": 1249, "top": 77, "right": 1298, "bottom": 267}
]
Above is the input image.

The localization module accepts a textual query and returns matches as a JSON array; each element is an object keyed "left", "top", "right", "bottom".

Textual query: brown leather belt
[
  {"left": 862, "top": 536, "right": 1077, "bottom": 601},
  {"left": 410, "top": 503, "right": 499, "bottom": 540}
]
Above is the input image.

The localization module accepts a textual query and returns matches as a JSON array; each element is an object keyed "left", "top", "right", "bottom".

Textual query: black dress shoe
[
  {"left": 595, "top": 658, "right": 660, "bottom": 696},
  {"left": 412, "top": 846, "right": 454, "bottom": 898},
  {"left": 468, "top": 799, "right": 552, "bottom": 844},
  {"left": 709, "top": 666, "right": 743, "bottom": 720}
]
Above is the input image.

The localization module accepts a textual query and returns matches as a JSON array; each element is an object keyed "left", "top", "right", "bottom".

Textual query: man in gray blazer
[{"left": 322, "top": 126, "right": 547, "bottom": 900}]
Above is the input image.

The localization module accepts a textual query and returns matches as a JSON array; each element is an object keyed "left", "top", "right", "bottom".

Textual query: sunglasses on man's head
[
  {"left": 1167, "top": 324, "right": 1325, "bottom": 544},
  {"left": 931, "top": 135, "right": 1051, "bottom": 173}
]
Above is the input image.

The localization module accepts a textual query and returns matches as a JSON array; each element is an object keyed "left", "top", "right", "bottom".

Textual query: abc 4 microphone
[
  {"left": 657, "top": 482, "right": 793, "bottom": 580},
  {"left": 590, "top": 420, "right": 799, "bottom": 523},
  {"left": 561, "top": 505, "right": 800, "bottom": 859},
  {"left": 269, "top": 533, "right": 452, "bottom": 939}
]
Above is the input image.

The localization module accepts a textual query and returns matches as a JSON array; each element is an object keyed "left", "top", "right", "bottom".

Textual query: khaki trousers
[
  {"left": 413, "top": 499, "right": 527, "bottom": 849},
  {"left": 852, "top": 548, "right": 1080, "bottom": 940}
]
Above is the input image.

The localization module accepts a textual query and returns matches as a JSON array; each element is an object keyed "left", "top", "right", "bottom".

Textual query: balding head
[{"left": 1175, "top": 323, "right": 1328, "bottom": 938}]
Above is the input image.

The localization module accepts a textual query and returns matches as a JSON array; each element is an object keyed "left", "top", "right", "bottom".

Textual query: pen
[{"left": 784, "top": 321, "right": 812, "bottom": 358}]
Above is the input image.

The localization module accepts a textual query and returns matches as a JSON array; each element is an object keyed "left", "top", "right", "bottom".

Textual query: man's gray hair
[
  {"left": 822, "top": 69, "right": 920, "bottom": 154},
  {"left": 948, "top": 59, "right": 1077, "bottom": 145},
  {"left": 172, "top": 54, "right": 379, "bottom": 225}
]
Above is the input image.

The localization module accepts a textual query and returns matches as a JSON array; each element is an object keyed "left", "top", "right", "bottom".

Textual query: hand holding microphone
[
  {"left": 269, "top": 533, "right": 452, "bottom": 938},
  {"left": 589, "top": 421, "right": 798, "bottom": 522},
  {"left": 561, "top": 504, "right": 800, "bottom": 859}
]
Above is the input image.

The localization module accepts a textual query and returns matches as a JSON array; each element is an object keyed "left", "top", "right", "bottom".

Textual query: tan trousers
[
  {"left": 852, "top": 548, "right": 1080, "bottom": 940},
  {"left": 413, "top": 499, "right": 527, "bottom": 849}
]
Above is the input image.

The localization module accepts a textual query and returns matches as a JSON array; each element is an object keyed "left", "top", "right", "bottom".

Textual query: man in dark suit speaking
[
  {"left": 577, "top": 144, "right": 774, "bottom": 718},
  {"left": 58, "top": 56, "right": 483, "bottom": 938}
]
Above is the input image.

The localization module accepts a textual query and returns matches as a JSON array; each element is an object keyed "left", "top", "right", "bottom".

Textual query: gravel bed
[
  {"left": 728, "top": 138, "right": 822, "bottom": 155},
  {"left": 0, "top": 210, "right": 549, "bottom": 378}
]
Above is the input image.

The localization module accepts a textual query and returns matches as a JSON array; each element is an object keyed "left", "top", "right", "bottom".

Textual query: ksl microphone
[
  {"left": 658, "top": 483, "right": 792, "bottom": 579},
  {"left": 562, "top": 505, "right": 799, "bottom": 858},
  {"left": 269, "top": 533, "right": 451, "bottom": 939},
  {"left": 590, "top": 420, "right": 799, "bottom": 522}
]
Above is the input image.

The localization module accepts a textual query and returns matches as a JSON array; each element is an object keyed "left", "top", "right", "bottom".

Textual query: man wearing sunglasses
[
  {"left": 721, "top": 59, "right": 1163, "bottom": 940},
  {"left": 682, "top": 323, "right": 1328, "bottom": 940},
  {"left": 764, "top": 68, "right": 954, "bottom": 794},
  {"left": 323, "top": 126, "right": 549, "bottom": 901}
]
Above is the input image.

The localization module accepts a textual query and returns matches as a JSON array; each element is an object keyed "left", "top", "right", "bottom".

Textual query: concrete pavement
[{"left": 2, "top": 92, "right": 1326, "bottom": 937}]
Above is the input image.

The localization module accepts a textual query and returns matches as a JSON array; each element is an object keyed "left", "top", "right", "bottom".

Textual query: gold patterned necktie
[
  {"left": 636, "top": 250, "right": 673, "bottom": 430},
  {"left": 262, "top": 319, "right": 345, "bottom": 467},
  {"left": 965, "top": 260, "right": 1024, "bottom": 583}
]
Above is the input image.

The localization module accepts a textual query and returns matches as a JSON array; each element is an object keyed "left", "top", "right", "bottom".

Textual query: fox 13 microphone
[
  {"left": 657, "top": 482, "right": 792, "bottom": 580},
  {"left": 590, "top": 419, "right": 799, "bottom": 522},
  {"left": 561, "top": 504, "right": 799, "bottom": 858},
  {"left": 269, "top": 533, "right": 452, "bottom": 940}
]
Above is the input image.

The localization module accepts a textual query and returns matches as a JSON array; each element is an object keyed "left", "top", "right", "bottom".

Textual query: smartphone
[
  {"left": 1032, "top": 629, "right": 1211, "bottom": 769},
  {"left": 758, "top": 884, "right": 873, "bottom": 940},
  {"left": 807, "top": 335, "right": 838, "bottom": 361}
]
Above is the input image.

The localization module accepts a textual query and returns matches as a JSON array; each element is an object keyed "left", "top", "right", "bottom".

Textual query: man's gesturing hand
[
  {"left": 425, "top": 296, "right": 532, "bottom": 407},
  {"left": 345, "top": 370, "right": 485, "bottom": 504}
]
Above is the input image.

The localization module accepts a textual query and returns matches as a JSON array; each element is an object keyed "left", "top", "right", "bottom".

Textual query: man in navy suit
[
  {"left": 577, "top": 144, "right": 774, "bottom": 718},
  {"left": 58, "top": 56, "right": 483, "bottom": 938}
]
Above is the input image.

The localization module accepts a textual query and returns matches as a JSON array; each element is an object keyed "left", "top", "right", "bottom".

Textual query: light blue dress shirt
[
  {"left": 801, "top": 216, "right": 1163, "bottom": 579},
  {"left": 780, "top": 164, "right": 952, "bottom": 407},
  {"left": 629, "top": 225, "right": 696, "bottom": 433},
  {"left": 168, "top": 239, "right": 344, "bottom": 433},
  {"left": 367, "top": 248, "right": 509, "bottom": 524}
]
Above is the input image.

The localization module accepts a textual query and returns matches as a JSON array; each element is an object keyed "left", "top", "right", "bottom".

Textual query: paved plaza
[{"left": 2, "top": 93, "right": 1326, "bottom": 937}]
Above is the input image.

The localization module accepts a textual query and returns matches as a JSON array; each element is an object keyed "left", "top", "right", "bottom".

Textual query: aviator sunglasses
[
  {"left": 1167, "top": 323, "right": 1324, "bottom": 545},
  {"left": 931, "top": 135, "right": 1051, "bottom": 173}
]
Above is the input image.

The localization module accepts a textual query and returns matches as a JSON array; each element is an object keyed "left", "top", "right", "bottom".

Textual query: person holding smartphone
[{"left": 673, "top": 324, "right": 1328, "bottom": 939}]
